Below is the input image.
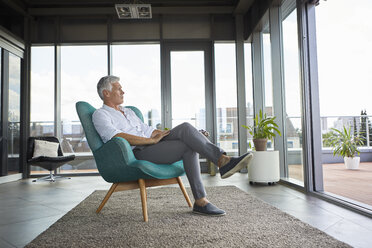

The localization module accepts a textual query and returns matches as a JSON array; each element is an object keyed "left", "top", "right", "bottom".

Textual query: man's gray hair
[{"left": 97, "top": 75, "right": 120, "bottom": 100}]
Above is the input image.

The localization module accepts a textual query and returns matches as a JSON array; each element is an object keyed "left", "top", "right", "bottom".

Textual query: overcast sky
[{"left": 316, "top": 0, "right": 372, "bottom": 116}]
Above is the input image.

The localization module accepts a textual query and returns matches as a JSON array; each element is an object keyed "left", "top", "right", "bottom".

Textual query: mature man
[{"left": 92, "top": 75, "right": 253, "bottom": 216}]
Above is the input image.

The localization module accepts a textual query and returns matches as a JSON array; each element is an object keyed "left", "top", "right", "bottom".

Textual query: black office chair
[{"left": 27, "top": 136, "right": 75, "bottom": 182}]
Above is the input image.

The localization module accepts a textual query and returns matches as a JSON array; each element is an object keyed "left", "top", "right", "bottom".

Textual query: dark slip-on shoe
[
  {"left": 192, "top": 203, "right": 226, "bottom": 216},
  {"left": 219, "top": 153, "right": 253, "bottom": 179}
]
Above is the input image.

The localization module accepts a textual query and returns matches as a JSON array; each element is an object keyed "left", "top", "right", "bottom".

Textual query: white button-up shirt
[{"left": 92, "top": 104, "right": 155, "bottom": 148}]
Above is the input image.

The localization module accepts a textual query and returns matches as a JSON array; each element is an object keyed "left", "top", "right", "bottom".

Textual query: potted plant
[
  {"left": 326, "top": 126, "right": 365, "bottom": 170},
  {"left": 242, "top": 110, "right": 281, "bottom": 151}
]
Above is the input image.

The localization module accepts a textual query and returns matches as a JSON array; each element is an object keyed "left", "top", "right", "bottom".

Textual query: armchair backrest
[
  {"left": 76, "top": 101, "right": 103, "bottom": 152},
  {"left": 75, "top": 101, "right": 144, "bottom": 152},
  {"left": 126, "top": 106, "right": 144, "bottom": 122}
]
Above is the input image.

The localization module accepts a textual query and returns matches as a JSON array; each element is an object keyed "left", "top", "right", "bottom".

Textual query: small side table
[{"left": 248, "top": 151, "right": 279, "bottom": 185}]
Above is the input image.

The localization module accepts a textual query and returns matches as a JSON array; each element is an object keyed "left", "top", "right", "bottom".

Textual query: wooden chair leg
[
  {"left": 138, "top": 179, "right": 148, "bottom": 222},
  {"left": 96, "top": 183, "right": 118, "bottom": 213},
  {"left": 176, "top": 177, "right": 193, "bottom": 207}
]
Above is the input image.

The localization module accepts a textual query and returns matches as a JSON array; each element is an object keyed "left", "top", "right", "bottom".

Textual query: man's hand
[{"left": 150, "top": 130, "right": 170, "bottom": 144}]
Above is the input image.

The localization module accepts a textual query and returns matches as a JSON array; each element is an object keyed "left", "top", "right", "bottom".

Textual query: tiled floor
[{"left": 0, "top": 173, "right": 372, "bottom": 248}]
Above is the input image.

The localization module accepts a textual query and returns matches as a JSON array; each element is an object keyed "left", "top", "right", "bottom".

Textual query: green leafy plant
[
  {"left": 322, "top": 130, "right": 337, "bottom": 147},
  {"left": 326, "top": 126, "right": 365, "bottom": 158},
  {"left": 242, "top": 110, "right": 281, "bottom": 139}
]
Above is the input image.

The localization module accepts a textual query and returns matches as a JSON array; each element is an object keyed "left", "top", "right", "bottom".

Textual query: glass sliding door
[
  {"left": 7, "top": 53, "right": 21, "bottom": 175},
  {"left": 163, "top": 42, "right": 213, "bottom": 168},
  {"left": 0, "top": 48, "right": 22, "bottom": 176},
  {"left": 164, "top": 43, "right": 212, "bottom": 134},
  {"left": 316, "top": 0, "right": 372, "bottom": 208},
  {"left": 170, "top": 51, "right": 205, "bottom": 129},
  {"left": 282, "top": 6, "right": 304, "bottom": 185}
]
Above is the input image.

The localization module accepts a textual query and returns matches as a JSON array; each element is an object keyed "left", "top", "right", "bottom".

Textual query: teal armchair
[{"left": 76, "top": 101, "right": 192, "bottom": 221}]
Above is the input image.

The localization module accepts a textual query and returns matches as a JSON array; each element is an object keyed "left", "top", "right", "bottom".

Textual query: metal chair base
[{"left": 32, "top": 171, "right": 71, "bottom": 182}]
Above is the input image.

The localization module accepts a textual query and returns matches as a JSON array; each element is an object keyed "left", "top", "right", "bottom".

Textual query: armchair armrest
[
  {"left": 93, "top": 136, "right": 186, "bottom": 182},
  {"left": 95, "top": 137, "right": 136, "bottom": 165},
  {"left": 93, "top": 137, "right": 146, "bottom": 183}
]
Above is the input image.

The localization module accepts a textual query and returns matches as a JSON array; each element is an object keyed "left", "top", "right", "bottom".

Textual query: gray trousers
[{"left": 133, "top": 122, "right": 225, "bottom": 200}]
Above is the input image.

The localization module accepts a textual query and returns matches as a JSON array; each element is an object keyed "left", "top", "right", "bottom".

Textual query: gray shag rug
[{"left": 26, "top": 186, "right": 350, "bottom": 248}]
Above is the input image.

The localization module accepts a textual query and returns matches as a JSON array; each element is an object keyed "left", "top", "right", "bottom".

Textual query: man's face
[{"left": 104, "top": 82, "right": 124, "bottom": 105}]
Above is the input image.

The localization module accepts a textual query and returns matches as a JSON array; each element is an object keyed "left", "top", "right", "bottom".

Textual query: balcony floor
[
  {"left": 323, "top": 162, "right": 372, "bottom": 207},
  {"left": 289, "top": 162, "right": 372, "bottom": 207}
]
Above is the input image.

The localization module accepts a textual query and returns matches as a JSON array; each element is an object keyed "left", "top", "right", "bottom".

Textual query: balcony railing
[
  {"left": 320, "top": 114, "right": 372, "bottom": 149},
  {"left": 30, "top": 120, "right": 90, "bottom": 154},
  {"left": 29, "top": 114, "right": 372, "bottom": 156}
]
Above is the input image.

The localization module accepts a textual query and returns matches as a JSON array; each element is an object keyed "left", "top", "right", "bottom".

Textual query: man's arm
[
  {"left": 93, "top": 108, "right": 169, "bottom": 146},
  {"left": 114, "top": 130, "right": 170, "bottom": 146}
]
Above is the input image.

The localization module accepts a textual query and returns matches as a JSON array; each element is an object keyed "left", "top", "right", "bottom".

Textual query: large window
[
  {"left": 244, "top": 43, "right": 254, "bottom": 151},
  {"left": 262, "top": 26, "right": 275, "bottom": 150},
  {"left": 316, "top": 0, "right": 372, "bottom": 208},
  {"left": 30, "top": 46, "right": 55, "bottom": 175},
  {"left": 61, "top": 45, "right": 107, "bottom": 155},
  {"left": 215, "top": 43, "right": 238, "bottom": 156},
  {"left": 8, "top": 53, "right": 21, "bottom": 174},
  {"left": 112, "top": 44, "right": 161, "bottom": 129},
  {"left": 60, "top": 45, "right": 107, "bottom": 174},
  {"left": 262, "top": 32, "right": 273, "bottom": 119},
  {"left": 30, "top": 46, "right": 55, "bottom": 137},
  {"left": 282, "top": 7, "right": 304, "bottom": 185}
]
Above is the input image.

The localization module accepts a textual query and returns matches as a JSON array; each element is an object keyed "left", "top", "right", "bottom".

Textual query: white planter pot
[
  {"left": 248, "top": 151, "right": 280, "bottom": 184},
  {"left": 344, "top": 157, "right": 360, "bottom": 170}
]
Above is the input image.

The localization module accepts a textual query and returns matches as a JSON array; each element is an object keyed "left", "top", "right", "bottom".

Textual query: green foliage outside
[
  {"left": 353, "top": 117, "right": 358, "bottom": 139},
  {"left": 360, "top": 110, "right": 372, "bottom": 146},
  {"left": 360, "top": 110, "right": 368, "bottom": 146},
  {"left": 322, "top": 130, "right": 336, "bottom": 147},
  {"left": 242, "top": 109, "right": 281, "bottom": 140},
  {"left": 359, "top": 110, "right": 372, "bottom": 146}
]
